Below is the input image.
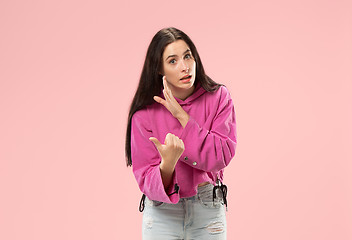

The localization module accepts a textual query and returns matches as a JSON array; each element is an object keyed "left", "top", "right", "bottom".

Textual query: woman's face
[{"left": 160, "top": 40, "right": 196, "bottom": 100}]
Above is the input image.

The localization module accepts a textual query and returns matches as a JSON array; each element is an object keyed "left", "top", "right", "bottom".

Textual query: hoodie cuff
[{"left": 156, "top": 166, "right": 180, "bottom": 204}]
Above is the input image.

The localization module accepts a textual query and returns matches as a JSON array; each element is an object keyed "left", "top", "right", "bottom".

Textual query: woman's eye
[
  {"left": 185, "top": 54, "right": 192, "bottom": 59},
  {"left": 169, "top": 59, "right": 176, "bottom": 64}
]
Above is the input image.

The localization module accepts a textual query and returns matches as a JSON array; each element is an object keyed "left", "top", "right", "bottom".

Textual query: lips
[{"left": 180, "top": 75, "right": 191, "bottom": 80}]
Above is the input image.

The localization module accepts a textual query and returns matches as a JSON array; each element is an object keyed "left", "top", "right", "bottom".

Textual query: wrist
[
  {"left": 176, "top": 111, "right": 189, "bottom": 127},
  {"left": 160, "top": 159, "right": 176, "bottom": 174},
  {"left": 174, "top": 109, "right": 185, "bottom": 119}
]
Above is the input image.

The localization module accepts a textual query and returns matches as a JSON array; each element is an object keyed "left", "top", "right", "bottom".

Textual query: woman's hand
[
  {"left": 153, "top": 76, "right": 189, "bottom": 128},
  {"left": 149, "top": 133, "right": 185, "bottom": 190},
  {"left": 149, "top": 133, "right": 185, "bottom": 170}
]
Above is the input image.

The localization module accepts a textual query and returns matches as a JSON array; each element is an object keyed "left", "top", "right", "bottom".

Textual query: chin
[{"left": 183, "top": 85, "right": 195, "bottom": 92}]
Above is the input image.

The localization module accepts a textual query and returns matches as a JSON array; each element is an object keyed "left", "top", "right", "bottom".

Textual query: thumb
[
  {"left": 149, "top": 137, "right": 162, "bottom": 150},
  {"left": 153, "top": 96, "right": 167, "bottom": 106}
]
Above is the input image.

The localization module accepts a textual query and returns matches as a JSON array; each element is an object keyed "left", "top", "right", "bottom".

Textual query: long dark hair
[{"left": 125, "top": 27, "right": 222, "bottom": 167}]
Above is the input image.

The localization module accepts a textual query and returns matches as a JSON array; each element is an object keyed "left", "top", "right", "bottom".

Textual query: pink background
[{"left": 1, "top": 0, "right": 351, "bottom": 239}]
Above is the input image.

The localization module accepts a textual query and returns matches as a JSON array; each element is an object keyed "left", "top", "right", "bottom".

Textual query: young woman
[{"left": 125, "top": 27, "right": 237, "bottom": 239}]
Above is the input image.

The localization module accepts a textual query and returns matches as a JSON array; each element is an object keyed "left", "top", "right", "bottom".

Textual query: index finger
[
  {"left": 162, "top": 76, "right": 167, "bottom": 90},
  {"left": 163, "top": 76, "right": 171, "bottom": 90},
  {"left": 163, "top": 77, "right": 174, "bottom": 98}
]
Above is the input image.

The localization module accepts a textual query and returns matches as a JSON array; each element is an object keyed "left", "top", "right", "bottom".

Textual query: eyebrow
[{"left": 165, "top": 49, "right": 191, "bottom": 61}]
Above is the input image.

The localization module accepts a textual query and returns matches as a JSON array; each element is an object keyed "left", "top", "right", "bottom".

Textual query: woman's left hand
[{"left": 153, "top": 76, "right": 189, "bottom": 128}]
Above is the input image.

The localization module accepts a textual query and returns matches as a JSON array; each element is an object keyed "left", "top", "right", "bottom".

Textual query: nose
[{"left": 180, "top": 59, "right": 189, "bottom": 72}]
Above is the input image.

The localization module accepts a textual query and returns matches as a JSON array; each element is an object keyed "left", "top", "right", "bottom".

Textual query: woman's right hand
[{"left": 149, "top": 133, "right": 185, "bottom": 170}]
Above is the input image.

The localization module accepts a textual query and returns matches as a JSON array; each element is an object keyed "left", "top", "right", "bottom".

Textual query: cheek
[{"left": 164, "top": 67, "right": 177, "bottom": 78}]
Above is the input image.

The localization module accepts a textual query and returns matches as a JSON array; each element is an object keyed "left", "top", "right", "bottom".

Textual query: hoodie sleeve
[
  {"left": 131, "top": 109, "right": 180, "bottom": 204},
  {"left": 179, "top": 86, "right": 237, "bottom": 172}
]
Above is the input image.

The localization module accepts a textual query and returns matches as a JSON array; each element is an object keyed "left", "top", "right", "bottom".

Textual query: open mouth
[{"left": 180, "top": 75, "right": 192, "bottom": 80}]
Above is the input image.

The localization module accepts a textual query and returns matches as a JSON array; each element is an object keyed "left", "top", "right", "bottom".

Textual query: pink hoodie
[{"left": 131, "top": 83, "right": 237, "bottom": 204}]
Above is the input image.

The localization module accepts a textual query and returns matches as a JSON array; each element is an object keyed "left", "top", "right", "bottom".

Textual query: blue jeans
[{"left": 142, "top": 183, "right": 227, "bottom": 240}]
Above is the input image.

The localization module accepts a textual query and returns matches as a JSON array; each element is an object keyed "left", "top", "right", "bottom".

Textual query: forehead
[{"left": 162, "top": 40, "right": 190, "bottom": 59}]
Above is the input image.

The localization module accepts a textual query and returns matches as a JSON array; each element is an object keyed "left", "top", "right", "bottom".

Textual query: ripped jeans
[{"left": 142, "top": 183, "right": 227, "bottom": 240}]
